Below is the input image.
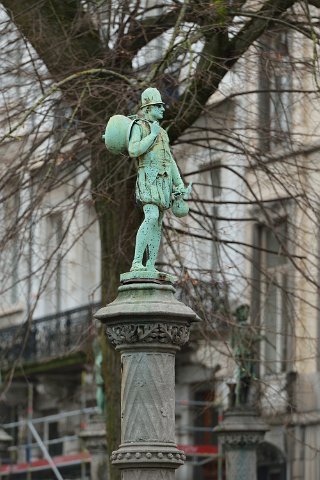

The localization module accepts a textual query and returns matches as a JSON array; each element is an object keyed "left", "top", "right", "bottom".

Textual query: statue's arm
[
  {"left": 171, "top": 159, "right": 185, "bottom": 191},
  {"left": 128, "top": 123, "right": 158, "bottom": 158}
]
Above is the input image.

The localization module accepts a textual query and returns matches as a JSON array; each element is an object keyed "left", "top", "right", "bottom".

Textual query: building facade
[{"left": 1, "top": 3, "right": 320, "bottom": 480}]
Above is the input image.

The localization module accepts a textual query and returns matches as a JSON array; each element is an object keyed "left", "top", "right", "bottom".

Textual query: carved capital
[
  {"left": 214, "top": 408, "right": 268, "bottom": 451},
  {"left": 106, "top": 322, "right": 190, "bottom": 347},
  {"left": 220, "top": 432, "right": 265, "bottom": 448}
]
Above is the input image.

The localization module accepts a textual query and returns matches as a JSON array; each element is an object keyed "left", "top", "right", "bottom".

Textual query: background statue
[
  {"left": 231, "top": 304, "right": 255, "bottom": 407},
  {"left": 103, "top": 87, "right": 191, "bottom": 275},
  {"left": 94, "top": 344, "right": 105, "bottom": 414}
]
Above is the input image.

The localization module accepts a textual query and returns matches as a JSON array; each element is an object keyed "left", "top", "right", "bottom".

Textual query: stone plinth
[
  {"left": 95, "top": 281, "right": 198, "bottom": 479},
  {"left": 79, "top": 413, "right": 107, "bottom": 480},
  {"left": 120, "top": 270, "right": 176, "bottom": 283},
  {"left": 214, "top": 408, "right": 268, "bottom": 480}
]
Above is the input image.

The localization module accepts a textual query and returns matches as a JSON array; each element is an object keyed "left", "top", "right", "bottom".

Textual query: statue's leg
[
  {"left": 131, "top": 204, "right": 160, "bottom": 271},
  {"left": 146, "top": 210, "right": 164, "bottom": 271}
]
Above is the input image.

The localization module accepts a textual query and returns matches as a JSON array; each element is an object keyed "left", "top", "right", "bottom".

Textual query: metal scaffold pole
[{"left": 27, "top": 422, "right": 64, "bottom": 480}]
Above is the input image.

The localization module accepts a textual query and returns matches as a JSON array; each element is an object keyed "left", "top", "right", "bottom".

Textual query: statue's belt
[{"left": 138, "top": 161, "right": 171, "bottom": 170}]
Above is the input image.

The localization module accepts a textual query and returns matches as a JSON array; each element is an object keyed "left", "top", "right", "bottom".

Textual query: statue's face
[{"left": 148, "top": 103, "right": 165, "bottom": 120}]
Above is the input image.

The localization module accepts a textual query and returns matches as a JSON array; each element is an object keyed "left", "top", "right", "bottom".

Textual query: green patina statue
[
  {"left": 128, "top": 88, "right": 190, "bottom": 272},
  {"left": 231, "top": 304, "right": 256, "bottom": 407},
  {"left": 94, "top": 347, "right": 105, "bottom": 414},
  {"left": 103, "top": 87, "right": 191, "bottom": 277}
]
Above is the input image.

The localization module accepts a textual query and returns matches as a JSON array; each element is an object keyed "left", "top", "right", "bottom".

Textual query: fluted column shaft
[
  {"left": 121, "top": 350, "right": 176, "bottom": 444},
  {"left": 95, "top": 282, "right": 198, "bottom": 479}
]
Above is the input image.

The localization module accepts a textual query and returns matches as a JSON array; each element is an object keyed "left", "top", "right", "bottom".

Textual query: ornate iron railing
[
  {"left": 0, "top": 303, "right": 100, "bottom": 367},
  {"left": 176, "top": 278, "right": 229, "bottom": 331}
]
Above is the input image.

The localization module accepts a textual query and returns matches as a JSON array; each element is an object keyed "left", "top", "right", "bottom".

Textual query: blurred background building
[{"left": 0, "top": 1, "right": 320, "bottom": 480}]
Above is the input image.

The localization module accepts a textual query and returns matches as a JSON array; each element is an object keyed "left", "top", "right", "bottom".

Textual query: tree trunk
[{"left": 91, "top": 145, "right": 140, "bottom": 480}]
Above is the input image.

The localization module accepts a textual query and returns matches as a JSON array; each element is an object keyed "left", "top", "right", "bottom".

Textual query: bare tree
[{"left": 0, "top": 1, "right": 320, "bottom": 478}]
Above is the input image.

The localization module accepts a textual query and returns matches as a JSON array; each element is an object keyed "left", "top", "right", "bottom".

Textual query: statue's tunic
[{"left": 134, "top": 120, "right": 184, "bottom": 210}]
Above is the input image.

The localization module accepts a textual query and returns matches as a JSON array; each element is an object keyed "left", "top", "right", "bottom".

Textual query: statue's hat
[{"left": 141, "top": 87, "right": 164, "bottom": 108}]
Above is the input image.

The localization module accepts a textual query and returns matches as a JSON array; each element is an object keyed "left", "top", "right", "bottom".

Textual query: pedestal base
[
  {"left": 111, "top": 443, "right": 185, "bottom": 469},
  {"left": 214, "top": 408, "right": 268, "bottom": 480},
  {"left": 78, "top": 414, "right": 107, "bottom": 480},
  {"left": 95, "top": 281, "right": 198, "bottom": 478},
  {"left": 120, "top": 270, "right": 176, "bottom": 284},
  {"left": 121, "top": 469, "right": 175, "bottom": 480}
]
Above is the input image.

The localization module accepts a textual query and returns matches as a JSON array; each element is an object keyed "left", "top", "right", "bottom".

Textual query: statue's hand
[
  {"left": 150, "top": 121, "right": 161, "bottom": 137},
  {"left": 174, "top": 185, "right": 186, "bottom": 196},
  {"left": 174, "top": 182, "right": 192, "bottom": 199}
]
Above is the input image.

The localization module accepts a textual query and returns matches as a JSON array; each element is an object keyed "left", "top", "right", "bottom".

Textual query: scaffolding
[
  {"left": 1, "top": 401, "right": 223, "bottom": 479},
  {"left": 2, "top": 407, "right": 96, "bottom": 479}
]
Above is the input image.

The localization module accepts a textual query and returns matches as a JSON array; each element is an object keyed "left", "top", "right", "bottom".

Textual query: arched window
[{"left": 257, "top": 441, "right": 286, "bottom": 480}]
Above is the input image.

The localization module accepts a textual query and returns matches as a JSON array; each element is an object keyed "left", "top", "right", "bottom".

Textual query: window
[
  {"left": 262, "top": 221, "right": 289, "bottom": 374},
  {"left": 258, "top": 31, "right": 292, "bottom": 151},
  {"left": 2, "top": 187, "right": 20, "bottom": 305},
  {"left": 257, "top": 441, "right": 286, "bottom": 480},
  {"left": 45, "top": 212, "right": 63, "bottom": 312},
  {"left": 194, "top": 159, "right": 222, "bottom": 273},
  {"left": 208, "top": 161, "right": 221, "bottom": 271},
  {"left": 252, "top": 217, "right": 292, "bottom": 375}
]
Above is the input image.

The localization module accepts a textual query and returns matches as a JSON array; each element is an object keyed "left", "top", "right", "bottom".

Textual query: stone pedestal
[
  {"left": 79, "top": 414, "right": 107, "bottom": 480},
  {"left": 214, "top": 408, "right": 268, "bottom": 480},
  {"left": 95, "top": 281, "right": 198, "bottom": 479},
  {"left": 0, "top": 428, "right": 12, "bottom": 465}
]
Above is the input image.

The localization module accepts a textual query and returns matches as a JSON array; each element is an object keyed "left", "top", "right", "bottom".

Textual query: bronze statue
[{"left": 103, "top": 87, "right": 191, "bottom": 276}]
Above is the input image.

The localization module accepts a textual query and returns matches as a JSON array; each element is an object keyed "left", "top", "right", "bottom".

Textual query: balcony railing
[
  {"left": 0, "top": 303, "right": 100, "bottom": 367},
  {"left": 176, "top": 278, "right": 229, "bottom": 331}
]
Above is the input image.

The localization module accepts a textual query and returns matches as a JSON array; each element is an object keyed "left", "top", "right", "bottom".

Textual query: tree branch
[
  {"left": 228, "top": 0, "right": 297, "bottom": 56},
  {"left": 1, "top": 0, "right": 103, "bottom": 78},
  {"left": 308, "top": 0, "right": 320, "bottom": 7},
  {"left": 165, "top": 0, "right": 298, "bottom": 142},
  {"left": 120, "top": 7, "right": 183, "bottom": 58}
]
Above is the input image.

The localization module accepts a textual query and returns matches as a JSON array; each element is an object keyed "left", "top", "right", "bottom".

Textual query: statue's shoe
[
  {"left": 145, "top": 264, "right": 160, "bottom": 273},
  {"left": 120, "top": 268, "right": 177, "bottom": 283},
  {"left": 130, "top": 262, "right": 147, "bottom": 272}
]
